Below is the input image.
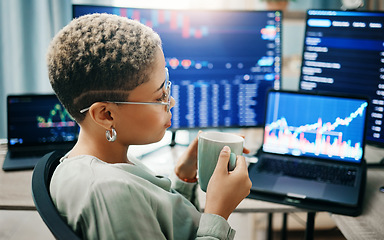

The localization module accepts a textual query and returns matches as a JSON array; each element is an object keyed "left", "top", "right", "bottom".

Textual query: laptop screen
[
  {"left": 7, "top": 94, "right": 79, "bottom": 148},
  {"left": 262, "top": 91, "right": 368, "bottom": 163}
]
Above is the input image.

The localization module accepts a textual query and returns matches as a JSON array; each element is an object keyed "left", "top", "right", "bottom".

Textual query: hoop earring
[{"left": 106, "top": 127, "right": 117, "bottom": 142}]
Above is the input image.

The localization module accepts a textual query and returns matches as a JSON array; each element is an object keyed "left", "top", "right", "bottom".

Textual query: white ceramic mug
[{"left": 198, "top": 131, "right": 244, "bottom": 192}]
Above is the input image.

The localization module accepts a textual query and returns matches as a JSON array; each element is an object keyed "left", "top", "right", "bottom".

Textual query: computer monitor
[
  {"left": 7, "top": 94, "right": 79, "bottom": 149},
  {"left": 73, "top": 4, "right": 282, "bottom": 129},
  {"left": 299, "top": 9, "right": 384, "bottom": 146}
]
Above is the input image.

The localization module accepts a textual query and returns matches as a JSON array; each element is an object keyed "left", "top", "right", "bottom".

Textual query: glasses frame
[{"left": 80, "top": 67, "right": 171, "bottom": 114}]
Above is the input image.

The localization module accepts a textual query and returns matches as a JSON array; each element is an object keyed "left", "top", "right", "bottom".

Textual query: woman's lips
[
  {"left": 165, "top": 116, "right": 172, "bottom": 128},
  {"left": 165, "top": 120, "right": 172, "bottom": 128}
]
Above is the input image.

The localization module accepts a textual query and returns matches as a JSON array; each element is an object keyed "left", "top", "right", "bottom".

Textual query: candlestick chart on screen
[
  {"left": 73, "top": 5, "right": 282, "bottom": 128},
  {"left": 263, "top": 94, "right": 367, "bottom": 162},
  {"left": 34, "top": 104, "right": 77, "bottom": 143},
  {"left": 36, "top": 104, "right": 75, "bottom": 128}
]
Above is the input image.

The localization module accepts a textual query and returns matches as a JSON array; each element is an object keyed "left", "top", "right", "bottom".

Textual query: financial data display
[
  {"left": 299, "top": 10, "right": 384, "bottom": 146},
  {"left": 73, "top": 5, "right": 282, "bottom": 128},
  {"left": 7, "top": 95, "right": 79, "bottom": 147},
  {"left": 263, "top": 91, "right": 368, "bottom": 163}
]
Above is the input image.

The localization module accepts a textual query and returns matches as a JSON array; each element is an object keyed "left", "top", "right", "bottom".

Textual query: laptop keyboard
[{"left": 258, "top": 158, "right": 357, "bottom": 186}]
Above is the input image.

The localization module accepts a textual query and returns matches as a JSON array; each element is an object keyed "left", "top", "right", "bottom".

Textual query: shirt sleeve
[
  {"left": 170, "top": 171, "right": 200, "bottom": 209},
  {"left": 170, "top": 174, "right": 236, "bottom": 240},
  {"left": 196, "top": 214, "right": 236, "bottom": 240}
]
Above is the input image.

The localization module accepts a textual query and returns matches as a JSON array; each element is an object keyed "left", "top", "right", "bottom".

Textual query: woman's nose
[{"left": 170, "top": 96, "right": 176, "bottom": 110}]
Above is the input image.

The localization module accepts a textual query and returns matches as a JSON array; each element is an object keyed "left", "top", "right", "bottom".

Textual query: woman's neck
[{"left": 68, "top": 128, "right": 131, "bottom": 164}]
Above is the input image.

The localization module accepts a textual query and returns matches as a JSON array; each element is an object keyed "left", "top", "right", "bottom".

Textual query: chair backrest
[{"left": 31, "top": 151, "right": 81, "bottom": 240}]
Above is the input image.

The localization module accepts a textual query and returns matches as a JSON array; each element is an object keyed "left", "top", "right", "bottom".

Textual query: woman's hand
[
  {"left": 174, "top": 132, "right": 200, "bottom": 181},
  {"left": 204, "top": 146, "right": 252, "bottom": 220}
]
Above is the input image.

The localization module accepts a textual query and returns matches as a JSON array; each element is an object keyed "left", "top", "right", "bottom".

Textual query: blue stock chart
[
  {"left": 8, "top": 95, "right": 79, "bottom": 146},
  {"left": 263, "top": 92, "right": 368, "bottom": 162},
  {"left": 73, "top": 5, "right": 282, "bottom": 128}
]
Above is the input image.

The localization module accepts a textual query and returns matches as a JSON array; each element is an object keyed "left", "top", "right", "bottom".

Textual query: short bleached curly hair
[{"left": 47, "top": 13, "right": 162, "bottom": 122}]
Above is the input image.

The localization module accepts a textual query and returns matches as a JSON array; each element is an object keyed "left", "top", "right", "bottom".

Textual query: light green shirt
[{"left": 50, "top": 154, "right": 236, "bottom": 240}]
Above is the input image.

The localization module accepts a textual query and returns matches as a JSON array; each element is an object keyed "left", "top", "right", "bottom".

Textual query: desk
[
  {"left": 1, "top": 129, "right": 384, "bottom": 239},
  {"left": 332, "top": 145, "right": 384, "bottom": 240},
  {"left": 0, "top": 143, "right": 35, "bottom": 210},
  {"left": 0, "top": 131, "right": 309, "bottom": 240}
]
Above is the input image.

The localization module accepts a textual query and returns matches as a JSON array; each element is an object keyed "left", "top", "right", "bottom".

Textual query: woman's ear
[{"left": 87, "top": 102, "right": 116, "bottom": 129}]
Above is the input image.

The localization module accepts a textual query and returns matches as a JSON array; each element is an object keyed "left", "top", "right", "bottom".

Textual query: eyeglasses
[{"left": 80, "top": 67, "right": 172, "bottom": 114}]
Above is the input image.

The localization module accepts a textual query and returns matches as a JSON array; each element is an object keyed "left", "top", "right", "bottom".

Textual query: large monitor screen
[
  {"left": 73, "top": 4, "right": 282, "bottom": 129},
  {"left": 299, "top": 9, "right": 384, "bottom": 146}
]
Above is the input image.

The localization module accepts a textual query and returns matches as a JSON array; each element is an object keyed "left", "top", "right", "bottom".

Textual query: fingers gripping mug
[{"left": 197, "top": 131, "right": 244, "bottom": 192}]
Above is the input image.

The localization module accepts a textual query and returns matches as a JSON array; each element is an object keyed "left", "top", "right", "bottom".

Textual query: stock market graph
[
  {"left": 37, "top": 104, "right": 76, "bottom": 128},
  {"left": 7, "top": 95, "right": 78, "bottom": 146},
  {"left": 119, "top": 8, "right": 209, "bottom": 39},
  {"left": 263, "top": 92, "right": 368, "bottom": 162},
  {"left": 73, "top": 5, "right": 282, "bottom": 129}
]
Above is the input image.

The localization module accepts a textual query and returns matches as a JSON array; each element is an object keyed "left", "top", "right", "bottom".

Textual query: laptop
[
  {"left": 248, "top": 90, "right": 368, "bottom": 216},
  {"left": 2, "top": 94, "right": 79, "bottom": 171}
]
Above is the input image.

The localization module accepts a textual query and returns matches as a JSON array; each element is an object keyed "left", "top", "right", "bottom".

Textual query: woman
[{"left": 47, "top": 13, "right": 251, "bottom": 239}]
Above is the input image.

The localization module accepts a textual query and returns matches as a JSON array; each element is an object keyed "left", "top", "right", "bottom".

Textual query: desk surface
[
  {"left": 0, "top": 143, "right": 35, "bottom": 210},
  {"left": 331, "top": 144, "right": 384, "bottom": 239},
  {"left": 1, "top": 129, "right": 384, "bottom": 239},
  {"left": 332, "top": 169, "right": 384, "bottom": 239}
]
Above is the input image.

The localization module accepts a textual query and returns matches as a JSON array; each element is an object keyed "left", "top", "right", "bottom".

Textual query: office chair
[{"left": 31, "top": 151, "right": 81, "bottom": 240}]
